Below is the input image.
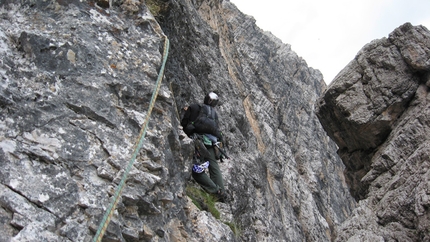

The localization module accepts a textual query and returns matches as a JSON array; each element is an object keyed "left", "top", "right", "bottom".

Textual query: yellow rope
[{"left": 93, "top": 35, "right": 169, "bottom": 242}]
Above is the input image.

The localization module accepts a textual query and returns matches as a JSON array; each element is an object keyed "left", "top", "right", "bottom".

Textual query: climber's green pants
[{"left": 192, "top": 146, "right": 224, "bottom": 194}]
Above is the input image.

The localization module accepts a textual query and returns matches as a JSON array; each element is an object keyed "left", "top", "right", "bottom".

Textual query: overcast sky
[{"left": 230, "top": 0, "right": 430, "bottom": 84}]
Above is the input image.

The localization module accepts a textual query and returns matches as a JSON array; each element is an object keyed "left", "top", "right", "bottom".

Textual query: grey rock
[
  {"left": 0, "top": 183, "right": 57, "bottom": 237},
  {"left": 317, "top": 23, "right": 430, "bottom": 241},
  {"left": 0, "top": 0, "right": 356, "bottom": 241}
]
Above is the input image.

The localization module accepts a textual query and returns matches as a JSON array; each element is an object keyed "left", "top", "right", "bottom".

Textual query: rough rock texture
[
  {"left": 162, "top": 1, "right": 355, "bottom": 241},
  {"left": 0, "top": 0, "right": 355, "bottom": 241},
  {"left": 316, "top": 23, "right": 430, "bottom": 241}
]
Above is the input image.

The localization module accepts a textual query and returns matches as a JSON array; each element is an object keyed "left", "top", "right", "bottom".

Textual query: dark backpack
[{"left": 192, "top": 104, "right": 221, "bottom": 138}]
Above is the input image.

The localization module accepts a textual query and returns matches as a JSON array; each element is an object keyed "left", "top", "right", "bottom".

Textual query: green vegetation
[
  {"left": 186, "top": 184, "right": 220, "bottom": 219},
  {"left": 186, "top": 184, "right": 242, "bottom": 238},
  {"left": 224, "top": 221, "right": 241, "bottom": 237},
  {"left": 185, "top": 184, "right": 241, "bottom": 237},
  {"left": 145, "top": 0, "right": 169, "bottom": 18}
]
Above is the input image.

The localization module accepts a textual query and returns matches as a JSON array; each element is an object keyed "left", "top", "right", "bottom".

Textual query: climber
[{"left": 181, "top": 92, "right": 228, "bottom": 202}]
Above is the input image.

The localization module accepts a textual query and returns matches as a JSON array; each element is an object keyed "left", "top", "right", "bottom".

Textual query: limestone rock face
[
  {"left": 316, "top": 23, "right": 430, "bottom": 241},
  {"left": 0, "top": 0, "right": 354, "bottom": 241},
  {"left": 162, "top": 1, "right": 355, "bottom": 241}
]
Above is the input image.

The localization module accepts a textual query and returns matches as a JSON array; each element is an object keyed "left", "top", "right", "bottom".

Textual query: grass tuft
[
  {"left": 186, "top": 185, "right": 220, "bottom": 219},
  {"left": 224, "top": 221, "right": 241, "bottom": 237},
  {"left": 145, "top": 0, "right": 169, "bottom": 18}
]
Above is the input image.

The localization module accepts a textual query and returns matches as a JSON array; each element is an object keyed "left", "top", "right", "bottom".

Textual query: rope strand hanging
[{"left": 93, "top": 35, "right": 170, "bottom": 242}]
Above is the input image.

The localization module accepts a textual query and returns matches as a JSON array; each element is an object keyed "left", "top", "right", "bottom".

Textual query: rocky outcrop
[
  {"left": 0, "top": 0, "right": 355, "bottom": 241},
  {"left": 316, "top": 23, "right": 430, "bottom": 241}
]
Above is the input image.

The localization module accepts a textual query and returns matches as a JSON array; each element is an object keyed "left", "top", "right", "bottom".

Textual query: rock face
[
  {"left": 0, "top": 0, "right": 355, "bottom": 241},
  {"left": 161, "top": 1, "right": 356, "bottom": 241},
  {"left": 316, "top": 23, "right": 430, "bottom": 241}
]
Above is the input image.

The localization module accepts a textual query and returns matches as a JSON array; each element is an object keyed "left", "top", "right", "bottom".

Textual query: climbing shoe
[{"left": 216, "top": 189, "right": 228, "bottom": 203}]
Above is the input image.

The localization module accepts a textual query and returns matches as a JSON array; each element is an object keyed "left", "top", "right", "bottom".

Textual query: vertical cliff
[
  {"left": 161, "top": 0, "right": 355, "bottom": 241},
  {"left": 316, "top": 23, "right": 430, "bottom": 241},
  {"left": 0, "top": 0, "right": 355, "bottom": 241}
]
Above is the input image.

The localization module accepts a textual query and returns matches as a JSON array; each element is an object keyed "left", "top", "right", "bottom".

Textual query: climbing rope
[{"left": 92, "top": 35, "right": 170, "bottom": 242}]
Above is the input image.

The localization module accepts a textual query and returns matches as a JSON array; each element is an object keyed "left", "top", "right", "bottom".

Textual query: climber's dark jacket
[{"left": 181, "top": 103, "right": 221, "bottom": 139}]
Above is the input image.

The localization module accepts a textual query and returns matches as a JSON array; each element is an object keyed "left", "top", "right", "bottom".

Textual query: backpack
[{"left": 193, "top": 104, "right": 221, "bottom": 138}]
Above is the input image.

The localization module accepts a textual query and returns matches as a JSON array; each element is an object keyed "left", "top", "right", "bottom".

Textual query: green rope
[{"left": 93, "top": 35, "right": 169, "bottom": 242}]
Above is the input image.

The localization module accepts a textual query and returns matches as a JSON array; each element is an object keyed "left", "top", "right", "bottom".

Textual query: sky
[{"left": 230, "top": 0, "right": 430, "bottom": 84}]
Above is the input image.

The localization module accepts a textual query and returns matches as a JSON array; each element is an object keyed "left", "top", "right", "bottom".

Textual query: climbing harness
[{"left": 92, "top": 35, "right": 169, "bottom": 242}]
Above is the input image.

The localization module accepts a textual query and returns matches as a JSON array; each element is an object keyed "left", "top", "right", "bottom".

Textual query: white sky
[{"left": 230, "top": 0, "right": 430, "bottom": 84}]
